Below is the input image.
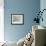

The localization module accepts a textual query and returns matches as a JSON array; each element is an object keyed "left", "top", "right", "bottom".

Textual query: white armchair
[
  {"left": 17, "top": 32, "right": 34, "bottom": 46},
  {"left": 17, "top": 37, "right": 25, "bottom": 46}
]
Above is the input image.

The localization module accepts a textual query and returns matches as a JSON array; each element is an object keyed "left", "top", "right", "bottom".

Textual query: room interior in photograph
[{"left": 4, "top": 0, "right": 46, "bottom": 46}]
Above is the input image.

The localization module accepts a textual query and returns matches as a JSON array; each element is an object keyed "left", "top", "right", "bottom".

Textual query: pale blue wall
[
  {"left": 4, "top": 0, "right": 40, "bottom": 42},
  {"left": 40, "top": 0, "right": 46, "bottom": 27}
]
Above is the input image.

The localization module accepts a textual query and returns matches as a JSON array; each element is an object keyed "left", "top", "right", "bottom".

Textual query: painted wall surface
[
  {"left": 40, "top": 0, "right": 46, "bottom": 27},
  {"left": 0, "top": 0, "right": 4, "bottom": 42},
  {"left": 4, "top": 0, "right": 40, "bottom": 42}
]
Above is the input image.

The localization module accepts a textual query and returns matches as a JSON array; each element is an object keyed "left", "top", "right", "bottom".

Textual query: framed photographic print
[{"left": 11, "top": 14, "right": 24, "bottom": 25}]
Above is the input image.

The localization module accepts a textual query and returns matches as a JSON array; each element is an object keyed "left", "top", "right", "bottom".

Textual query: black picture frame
[{"left": 11, "top": 14, "right": 24, "bottom": 25}]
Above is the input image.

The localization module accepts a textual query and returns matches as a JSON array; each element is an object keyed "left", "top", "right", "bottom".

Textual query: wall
[
  {"left": 40, "top": 0, "right": 46, "bottom": 27},
  {"left": 4, "top": 0, "right": 40, "bottom": 42},
  {"left": 0, "top": 0, "right": 4, "bottom": 42}
]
